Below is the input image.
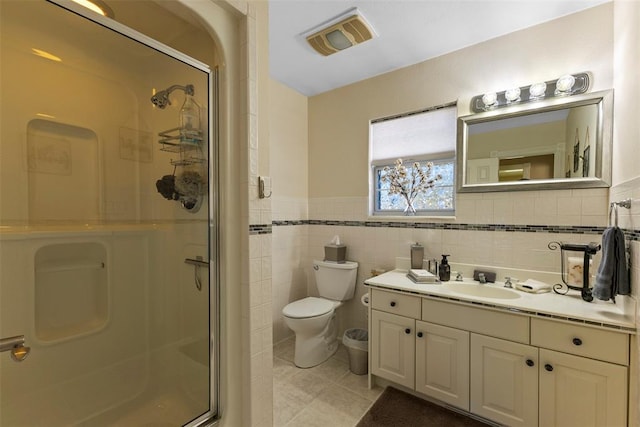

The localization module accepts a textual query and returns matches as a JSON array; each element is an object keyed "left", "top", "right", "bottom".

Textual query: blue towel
[{"left": 593, "top": 227, "right": 629, "bottom": 302}]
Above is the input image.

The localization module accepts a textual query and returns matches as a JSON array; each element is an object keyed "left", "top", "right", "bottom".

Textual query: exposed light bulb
[
  {"left": 529, "top": 82, "right": 547, "bottom": 99},
  {"left": 481, "top": 92, "right": 498, "bottom": 108},
  {"left": 504, "top": 88, "right": 521, "bottom": 103},
  {"left": 555, "top": 74, "right": 576, "bottom": 95}
]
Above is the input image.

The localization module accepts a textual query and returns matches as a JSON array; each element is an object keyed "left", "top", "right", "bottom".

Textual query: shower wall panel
[
  {"left": 0, "top": 231, "right": 148, "bottom": 425},
  {"left": 0, "top": 0, "right": 210, "bottom": 225}
]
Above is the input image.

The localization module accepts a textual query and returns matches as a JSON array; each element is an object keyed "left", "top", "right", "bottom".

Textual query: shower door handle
[{"left": 0, "top": 335, "right": 31, "bottom": 362}]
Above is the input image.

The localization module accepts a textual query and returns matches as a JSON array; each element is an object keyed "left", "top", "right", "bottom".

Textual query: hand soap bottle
[{"left": 439, "top": 254, "right": 451, "bottom": 282}]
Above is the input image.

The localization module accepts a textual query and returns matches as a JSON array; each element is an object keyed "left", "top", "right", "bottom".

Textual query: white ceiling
[{"left": 269, "top": 0, "right": 609, "bottom": 97}]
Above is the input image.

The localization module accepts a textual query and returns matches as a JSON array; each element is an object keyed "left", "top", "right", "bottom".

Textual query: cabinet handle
[
  {"left": 417, "top": 332, "right": 423, "bottom": 338},
  {"left": 405, "top": 328, "right": 411, "bottom": 335},
  {"left": 390, "top": 301, "right": 396, "bottom": 307},
  {"left": 572, "top": 337, "right": 583, "bottom": 346},
  {"left": 526, "top": 359, "right": 535, "bottom": 367},
  {"left": 544, "top": 364, "right": 554, "bottom": 372}
]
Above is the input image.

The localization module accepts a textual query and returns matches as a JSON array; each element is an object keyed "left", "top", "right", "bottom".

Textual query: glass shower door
[{"left": 0, "top": 1, "right": 217, "bottom": 425}]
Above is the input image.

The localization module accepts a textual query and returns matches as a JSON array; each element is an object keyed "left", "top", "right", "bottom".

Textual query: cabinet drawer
[
  {"left": 422, "top": 298, "right": 529, "bottom": 343},
  {"left": 371, "top": 289, "right": 421, "bottom": 319},
  {"left": 531, "top": 318, "right": 629, "bottom": 365}
]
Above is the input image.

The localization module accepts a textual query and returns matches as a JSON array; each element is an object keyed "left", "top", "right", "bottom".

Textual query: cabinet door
[
  {"left": 415, "top": 320, "right": 469, "bottom": 411},
  {"left": 539, "top": 349, "right": 628, "bottom": 427},
  {"left": 371, "top": 310, "right": 415, "bottom": 389},
  {"left": 470, "top": 334, "right": 538, "bottom": 427}
]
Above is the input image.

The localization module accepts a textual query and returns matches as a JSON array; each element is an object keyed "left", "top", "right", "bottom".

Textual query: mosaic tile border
[
  {"left": 261, "top": 220, "right": 640, "bottom": 240},
  {"left": 366, "top": 284, "right": 637, "bottom": 333},
  {"left": 249, "top": 224, "right": 272, "bottom": 235}
]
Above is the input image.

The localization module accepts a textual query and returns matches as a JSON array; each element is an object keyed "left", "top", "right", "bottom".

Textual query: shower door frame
[{"left": 44, "top": 1, "right": 221, "bottom": 425}]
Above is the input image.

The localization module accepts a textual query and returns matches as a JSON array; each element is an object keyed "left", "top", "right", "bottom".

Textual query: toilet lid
[{"left": 282, "top": 297, "right": 335, "bottom": 319}]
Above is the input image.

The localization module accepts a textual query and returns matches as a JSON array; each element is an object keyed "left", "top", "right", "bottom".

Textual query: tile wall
[
  {"left": 272, "top": 196, "right": 309, "bottom": 343},
  {"left": 241, "top": 4, "right": 273, "bottom": 426},
  {"left": 271, "top": 187, "right": 627, "bottom": 344}
]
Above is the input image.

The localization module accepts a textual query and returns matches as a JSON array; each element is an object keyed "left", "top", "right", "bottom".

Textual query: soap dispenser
[{"left": 439, "top": 254, "right": 451, "bottom": 282}]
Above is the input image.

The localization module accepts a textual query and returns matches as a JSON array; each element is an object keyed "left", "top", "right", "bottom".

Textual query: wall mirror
[{"left": 457, "top": 89, "right": 613, "bottom": 192}]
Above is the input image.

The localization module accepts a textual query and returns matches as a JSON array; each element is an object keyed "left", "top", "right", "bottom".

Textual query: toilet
[{"left": 282, "top": 260, "right": 358, "bottom": 368}]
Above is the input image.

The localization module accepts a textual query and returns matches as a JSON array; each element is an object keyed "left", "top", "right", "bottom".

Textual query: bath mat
[{"left": 356, "top": 387, "right": 490, "bottom": 427}]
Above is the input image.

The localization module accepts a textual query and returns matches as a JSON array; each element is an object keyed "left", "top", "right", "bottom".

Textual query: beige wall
[
  {"left": 270, "top": 79, "right": 309, "bottom": 201},
  {"left": 308, "top": 4, "right": 613, "bottom": 198}
]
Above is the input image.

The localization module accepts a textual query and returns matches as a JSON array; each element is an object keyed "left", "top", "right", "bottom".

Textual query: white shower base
[{"left": 76, "top": 341, "right": 210, "bottom": 427}]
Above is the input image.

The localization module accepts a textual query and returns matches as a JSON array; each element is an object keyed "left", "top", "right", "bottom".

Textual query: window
[{"left": 370, "top": 104, "right": 457, "bottom": 216}]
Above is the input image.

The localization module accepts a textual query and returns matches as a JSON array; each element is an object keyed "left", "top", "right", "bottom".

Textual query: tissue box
[{"left": 324, "top": 244, "right": 346, "bottom": 263}]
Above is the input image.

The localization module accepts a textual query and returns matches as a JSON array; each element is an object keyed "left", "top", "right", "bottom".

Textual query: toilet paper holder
[
  {"left": 361, "top": 293, "right": 369, "bottom": 306},
  {"left": 548, "top": 241, "right": 600, "bottom": 302}
]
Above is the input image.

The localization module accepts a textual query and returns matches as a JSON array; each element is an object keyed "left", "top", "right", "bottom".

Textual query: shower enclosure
[{"left": 0, "top": 1, "right": 219, "bottom": 425}]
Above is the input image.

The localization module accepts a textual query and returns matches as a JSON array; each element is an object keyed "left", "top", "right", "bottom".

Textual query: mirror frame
[{"left": 457, "top": 89, "right": 613, "bottom": 193}]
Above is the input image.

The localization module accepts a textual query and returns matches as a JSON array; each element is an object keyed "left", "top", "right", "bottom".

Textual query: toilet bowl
[
  {"left": 282, "top": 260, "right": 358, "bottom": 368},
  {"left": 283, "top": 297, "right": 341, "bottom": 368}
]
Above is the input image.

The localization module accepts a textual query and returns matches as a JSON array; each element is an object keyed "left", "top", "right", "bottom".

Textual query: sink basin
[{"left": 443, "top": 283, "right": 520, "bottom": 300}]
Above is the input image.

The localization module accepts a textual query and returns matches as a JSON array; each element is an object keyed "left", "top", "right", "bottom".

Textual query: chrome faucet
[
  {"left": 504, "top": 276, "right": 513, "bottom": 288},
  {"left": 455, "top": 271, "right": 463, "bottom": 282},
  {"left": 478, "top": 272, "right": 486, "bottom": 284}
]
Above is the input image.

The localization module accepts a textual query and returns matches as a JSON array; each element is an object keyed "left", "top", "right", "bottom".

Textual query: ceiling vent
[{"left": 304, "top": 9, "right": 375, "bottom": 56}]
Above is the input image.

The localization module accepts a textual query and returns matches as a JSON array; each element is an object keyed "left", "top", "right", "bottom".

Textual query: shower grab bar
[
  {"left": 185, "top": 257, "right": 209, "bottom": 292},
  {"left": 36, "top": 262, "right": 105, "bottom": 274}
]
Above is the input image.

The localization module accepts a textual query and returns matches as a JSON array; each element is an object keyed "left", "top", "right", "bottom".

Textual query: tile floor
[{"left": 273, "top": 337, "right": 384, "bottom": 427}]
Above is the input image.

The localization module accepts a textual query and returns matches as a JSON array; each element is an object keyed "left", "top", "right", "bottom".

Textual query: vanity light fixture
[{"left": 471, "top": 72, "right": 590, "bottom": 112}]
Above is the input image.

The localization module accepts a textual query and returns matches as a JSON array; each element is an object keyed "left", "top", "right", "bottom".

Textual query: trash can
[{"left": 343, "top": 328, "right": 368, "bottom": 375}]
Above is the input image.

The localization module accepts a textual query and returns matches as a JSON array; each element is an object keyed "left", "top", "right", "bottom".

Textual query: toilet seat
[{"left": 282, "top": 297, "right": 335, "bottom": 319}]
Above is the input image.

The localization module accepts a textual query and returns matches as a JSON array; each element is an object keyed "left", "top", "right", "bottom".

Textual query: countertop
[{"left": 364, "top": 269, "right": 636, "bottom": 332}]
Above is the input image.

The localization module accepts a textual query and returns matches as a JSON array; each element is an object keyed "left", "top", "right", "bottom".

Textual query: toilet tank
[{"left": 313, "top": 260, "right": 358, "bottom": 301}]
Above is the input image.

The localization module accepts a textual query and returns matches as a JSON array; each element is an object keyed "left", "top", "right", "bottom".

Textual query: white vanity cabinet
[
  {"left": 368, "top": 287, "right": 632, "bottom": 427},
  {"left": 470, "top": 333, "right": 538, "bottom": 427},
  {"left": 533, "top": 318, "right": 629, "bottom": 427},
  {"left": 370, "top": 310, "right": 415, "bottom": 389},
  {"left": 415, "top": 320, "right": 470, "bottom": 410},
  {"left": 370, "top": 291, "right": 470, "bottom": 410}
]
